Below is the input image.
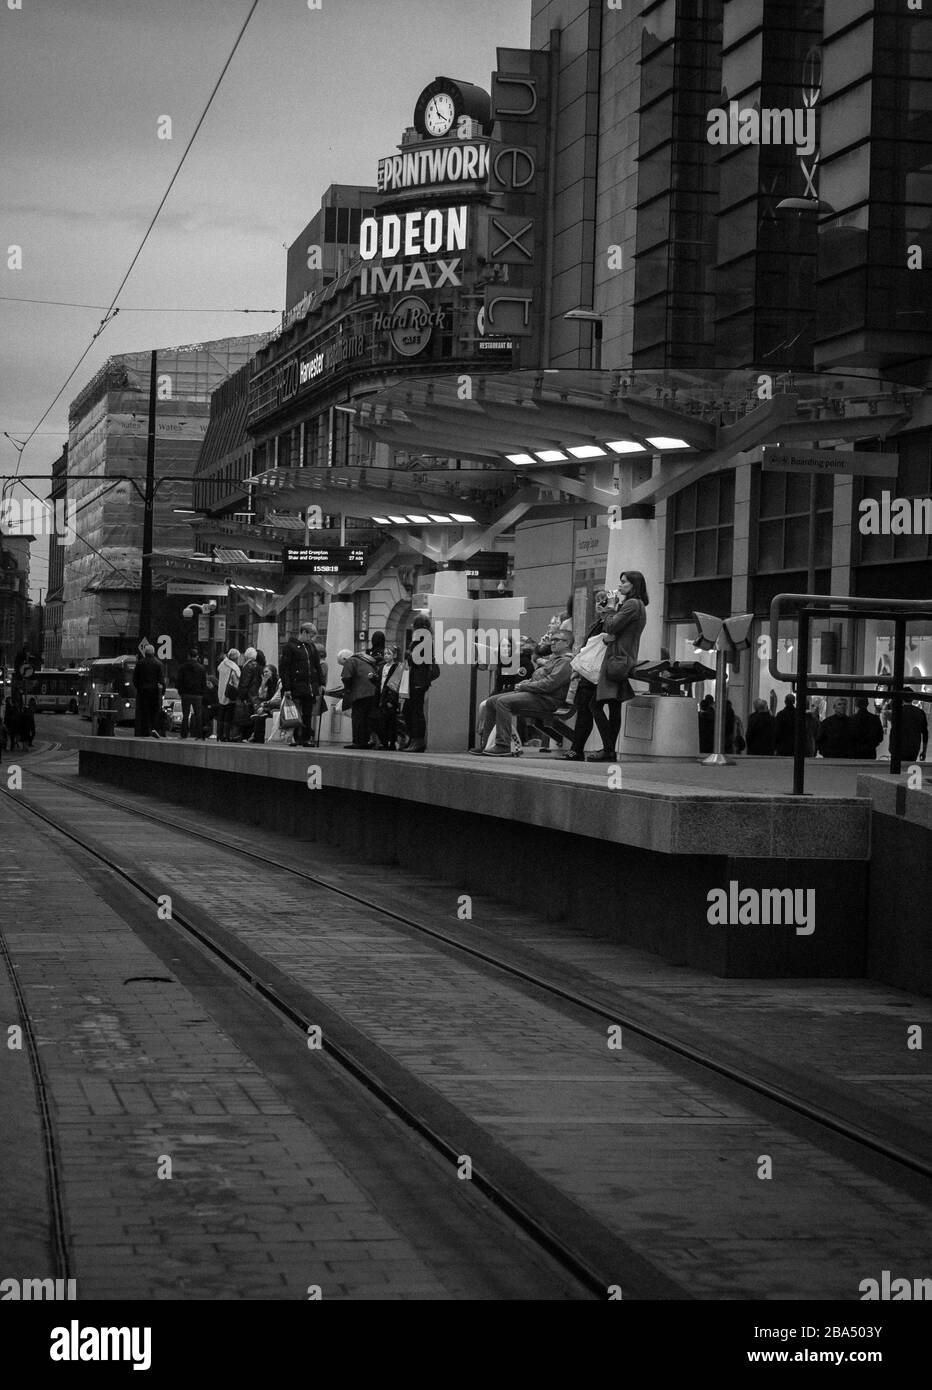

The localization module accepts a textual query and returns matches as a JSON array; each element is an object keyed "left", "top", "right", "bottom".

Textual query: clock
[
  {"left": 424, "top": 92, "right": 456, "bottom": 137},
  {"left": 413, "top": 77, "right": 494, "bottom": 140}
]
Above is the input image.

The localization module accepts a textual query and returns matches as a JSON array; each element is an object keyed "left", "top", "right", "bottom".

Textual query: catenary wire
[{"left": 12, "top": 0, "right": 263, "bottom": 477}]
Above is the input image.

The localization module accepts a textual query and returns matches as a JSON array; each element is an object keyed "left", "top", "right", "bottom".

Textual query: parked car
[{"left": 162, "top": 687, "right": 183, "bottom": 732}]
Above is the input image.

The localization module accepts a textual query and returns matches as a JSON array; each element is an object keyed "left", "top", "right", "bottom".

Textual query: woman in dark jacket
[
  {"left": 589, "top": 571, "right": 649, "bottom": 761},
  {"left": 232, "top": 648, "right": 261, "bottom": 742},
  {"left": 562, "top": 589, "right": 615, "bottom": 761}
]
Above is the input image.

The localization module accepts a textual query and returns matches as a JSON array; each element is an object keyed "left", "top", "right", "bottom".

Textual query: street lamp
[
  {"left": 564, "top": 308, "right": 604, "bottom": 371},
  {"left": 182, "top": 599, "right": 218, "bottom": 672}
]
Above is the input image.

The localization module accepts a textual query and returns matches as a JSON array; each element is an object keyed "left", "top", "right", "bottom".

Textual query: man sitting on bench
[{"left": 471, "top": 629, "right": 574, "bottom": 757}]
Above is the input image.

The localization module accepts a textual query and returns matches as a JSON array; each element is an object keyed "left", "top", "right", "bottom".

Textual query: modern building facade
[
  {"left": 179, "top": 3, "right": 930, "bottom": 726},
  {"left": 61, "top": 337, "right": 267, "bottom": 662},
  {"left": 515, "top": 0, "right": 932, "bottom": 712}
]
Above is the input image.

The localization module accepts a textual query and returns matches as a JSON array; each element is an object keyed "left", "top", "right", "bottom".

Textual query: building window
[
  {"left": 669, "top": 471, "right": 735, "bottom": 580},
  {"left": 755, "top": 469, "right": 833, "bottom": 572}
]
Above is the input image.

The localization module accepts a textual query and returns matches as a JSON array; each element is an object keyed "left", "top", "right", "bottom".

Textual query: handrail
[{"left": 767, "top": 593, "right": 932, "bottom": 795}]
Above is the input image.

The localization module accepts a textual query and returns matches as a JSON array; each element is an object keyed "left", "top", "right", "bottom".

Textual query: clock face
[{"left": 424, "top": 92, "right": 456, "bottom": 137}]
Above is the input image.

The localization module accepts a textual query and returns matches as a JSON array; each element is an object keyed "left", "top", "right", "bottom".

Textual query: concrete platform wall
[{"left": 78, "top": 747, "right": 869, "bottom": 981}]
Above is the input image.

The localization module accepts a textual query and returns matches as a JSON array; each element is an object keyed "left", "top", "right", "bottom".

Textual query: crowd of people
[
  {"left": 130, "top": 619, "right": 440, "bottom": 752},
  {"left": 125, "top": 592, "right": 928, "bottom": 765},
  {"left": 731, "top": 691, "right": 928, "bottom": 761}
]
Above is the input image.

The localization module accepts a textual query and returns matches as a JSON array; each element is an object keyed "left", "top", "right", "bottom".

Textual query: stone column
[{"left": 320, "top": 593, "right": 355, "bottom": 745}]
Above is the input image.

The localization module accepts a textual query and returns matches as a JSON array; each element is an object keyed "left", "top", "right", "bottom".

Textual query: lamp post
[{"left": 182, "top": 600, "right": 218, "bottom": 672}]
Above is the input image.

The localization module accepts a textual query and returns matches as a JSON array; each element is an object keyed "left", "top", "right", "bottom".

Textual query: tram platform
[{"left": 63, "top": 733, "right": 930, "bottom": 989}]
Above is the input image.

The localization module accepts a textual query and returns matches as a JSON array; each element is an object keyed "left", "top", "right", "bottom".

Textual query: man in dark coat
[
  {"left": 817, "top": 698, "right": 853, "bottom": 758},
  {"left": 133, "top": 644, "right": 164, "bottom": 738},
  {"left": 176, "top": 649, "right": 208, "bottom": 740},
  {"left": 279, "top": 622, "right": 324, "bottom": 748},
  {"left": 745, "top": 698, "right": 775, "bottom": 755},
  {"left": 849, "top": 697, "right": 883, "bottom": 759},
  {"left": 896, "top": 691, "right": 929, "bottom": 763},
  {"left": 773, "top": 693, "right": 797, "bottom": 756},
  {"left": 338, "top": 648, "right": 381, "bottom": 748}
]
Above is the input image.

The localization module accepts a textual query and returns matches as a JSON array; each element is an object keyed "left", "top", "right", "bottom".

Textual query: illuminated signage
[
  {"left": 283, "top": 546, "right": 368, "bottom": 575},
  {"left": 359, "top": 206, "right": 467, "bottom": 261},
  {"left": 377, "top": 142, "right": 490, "bottom": 193}
]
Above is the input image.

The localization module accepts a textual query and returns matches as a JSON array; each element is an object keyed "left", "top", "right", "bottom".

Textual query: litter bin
[{"left": 617, "top": 660, "right": 717, "bottom": 758}]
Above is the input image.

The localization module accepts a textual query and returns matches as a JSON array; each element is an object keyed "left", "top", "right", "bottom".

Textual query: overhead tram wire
[
  {"left": 11, "top": 0, "right": 263, "bottom": 479},
  {"left": 0, "top": 297, "right": 279, "bottom": 313}
]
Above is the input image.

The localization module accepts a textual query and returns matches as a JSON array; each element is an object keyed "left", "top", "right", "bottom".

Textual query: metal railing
[{"left": 768, "top": 593, "right": 932, "bottom": 795}]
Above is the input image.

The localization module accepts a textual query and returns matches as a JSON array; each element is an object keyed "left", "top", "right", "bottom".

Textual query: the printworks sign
[{"left": 762, "top": 446, "right": 899, "bottom": 477}]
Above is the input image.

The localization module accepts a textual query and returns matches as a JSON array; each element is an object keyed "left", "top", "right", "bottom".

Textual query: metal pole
[
  {"left": 793, "top": 608, "right": 810, "bottom": 796},
  {"left": 890, "top": 616, "right": 906, "bottom": 775},
  {"left": 805, "top": 474, "right": 817, "bottom": 595},
  {"left": 702, "top": 647, "right": 729, "bottom": 765},
  {"left": 139, "top": 349, "right": 157, "bottom": 644}
]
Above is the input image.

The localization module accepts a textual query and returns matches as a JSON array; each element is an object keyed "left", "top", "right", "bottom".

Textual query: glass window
[
  {"left": 821, "top": 84, "right": 874, "bottom": 154},
  {"left": 723, "top": 0, "right": 763, "bottom": 49},
  {"left": 821, "top": 142, "right": 872, "bottom": 213},
  {"left": 639, "top": 93, "right": 674, "bottom": 155},
  {"left": 718, "top": 198, "right": 760, "bottom": 262},
  {"left": 822, "top": 22, "right": 875, "bottom": 99},
  {"left": 720, "top": 32, "right": 763, "bottom": 103}
]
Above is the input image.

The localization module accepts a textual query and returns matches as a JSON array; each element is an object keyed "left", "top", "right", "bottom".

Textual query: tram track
[
  {"left": 0, "top": 754, "right": 648, "bottom": 1299},
  {"left": 15, "top": 751, "right": 932, "bottom": 1191}
]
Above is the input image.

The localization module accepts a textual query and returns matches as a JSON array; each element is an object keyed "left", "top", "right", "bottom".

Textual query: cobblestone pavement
[
  {"left": 0, "top": 784, "right": 580, "bottom": 1301},
  {"left": 6, "top": 750, "right": 930, "bottom": 1301}
]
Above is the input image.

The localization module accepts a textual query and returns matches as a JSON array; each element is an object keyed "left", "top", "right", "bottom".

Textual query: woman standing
[
  {"left": 588, "top": 571, "right": 649, "bottom": 762},
  {"left": 562, "top": 589, "right": 616, "bottom": 761}
]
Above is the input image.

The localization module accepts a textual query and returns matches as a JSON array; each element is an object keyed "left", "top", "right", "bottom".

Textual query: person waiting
[
  {"left": 471, "top": 629, "right": 574, "bottom": 757},
  {"left": 817, "top": 698, "right": 853, "bottom": 758},
  {"left": 745, "top": 698, "right": 775, "bottom": 755},
  {"left": 586, "top": 570, "right": 648, "bottom": 762},
  {"left": 338, "top": 647, "right": 381, "bottom": 749},
  {"left": 849, "top": 696, "right": 883, "bottom": 759},
  {"left": 176, "top": 649, "right": 207, "bottom": 740},
  {"left": 562, "top": 589, "right": 616, "bottom": 761},
  {"left": 895, "top": 690, "right": 929, "bottom": 763}
]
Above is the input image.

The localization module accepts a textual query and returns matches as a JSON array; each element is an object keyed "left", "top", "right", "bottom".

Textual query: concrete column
[
  {"left": 254, "top": 620, "right": 279, "bottom": 666},
  {"left": 604, "top": 509, "right": 662, "bottom": 662},
  {"left": 320, "top": 594, "right": 356, "bottom": 745}
]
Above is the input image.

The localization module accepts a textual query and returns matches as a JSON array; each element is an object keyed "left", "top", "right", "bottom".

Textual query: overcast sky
[{"left": 1, "top": 0, "right": 532, "bottom": 597}]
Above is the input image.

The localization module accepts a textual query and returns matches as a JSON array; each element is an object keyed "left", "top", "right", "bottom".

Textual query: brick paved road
[
  {"left": 7, "top": 752, "right": 930, "bottom": 1301},
  {"left": 0, "top": 787, "right": 580, "bottom": 1300}
]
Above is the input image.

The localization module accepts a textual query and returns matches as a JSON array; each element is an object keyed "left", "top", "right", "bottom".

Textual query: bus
[
  {"left": 22, "top": 668, "right": 89, "bottom": 715},
  {"left": 83, "top": 656, "right": 139, "bottom": 725}
]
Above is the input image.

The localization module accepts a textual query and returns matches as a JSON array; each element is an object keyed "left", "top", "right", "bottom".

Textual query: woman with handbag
[
  {"left": 588, "top": 571, "right": 649, "bottom": 762},
  {"left": 562, "top": 590, "right": 616, "bottom": 761}
]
